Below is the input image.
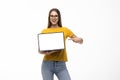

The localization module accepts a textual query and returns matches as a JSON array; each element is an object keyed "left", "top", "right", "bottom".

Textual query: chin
[{"left": 52, "top": 23, "right": 57, "bottom": 25}]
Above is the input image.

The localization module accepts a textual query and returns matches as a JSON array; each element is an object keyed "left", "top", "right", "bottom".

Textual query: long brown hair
[{"left": 47, "top": 8, "right": 62, "bottom": 28}]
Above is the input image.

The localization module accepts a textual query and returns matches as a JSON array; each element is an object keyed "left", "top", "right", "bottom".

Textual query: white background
[{"left": 0, "top": 0, "right": 120, "bottom": 80}]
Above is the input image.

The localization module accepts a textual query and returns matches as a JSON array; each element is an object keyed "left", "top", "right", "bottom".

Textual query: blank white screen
[{"left": 38, "top": 32, "right": 64, "bottom": 51}]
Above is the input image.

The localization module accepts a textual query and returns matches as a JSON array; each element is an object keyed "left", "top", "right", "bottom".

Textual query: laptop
[{"left": 37, "top": 32, "right": 65, "bottom": 52}]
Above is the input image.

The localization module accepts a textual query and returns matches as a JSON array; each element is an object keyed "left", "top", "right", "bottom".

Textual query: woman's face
[{"left": 50, "top": 11, "right": 59, "bottom": 26}]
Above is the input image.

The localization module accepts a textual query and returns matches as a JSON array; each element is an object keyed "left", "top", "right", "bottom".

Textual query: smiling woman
[
  {"left": 48, "top": 8, "right": 62, "bottom": 28},
  {"left": 39, "top": 8, "right": 83, "bottom": 80}
]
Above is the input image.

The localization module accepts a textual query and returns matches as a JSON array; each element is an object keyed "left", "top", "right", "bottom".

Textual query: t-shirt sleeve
[
  {"left": 64, "top": 27, "right": 74, "bottom": 38},
  {"left": 40, "top": 29, "right": 46, "bottom": 33}
]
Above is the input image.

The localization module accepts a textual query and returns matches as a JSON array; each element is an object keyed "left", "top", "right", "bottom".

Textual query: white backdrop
[{"left": 0, "top": 0, "right": 120, "bottom": 80}]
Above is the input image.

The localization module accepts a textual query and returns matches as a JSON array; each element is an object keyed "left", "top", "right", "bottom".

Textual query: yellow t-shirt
[{"left": 41, "top": 27, "right": 74, "bottom": 61}]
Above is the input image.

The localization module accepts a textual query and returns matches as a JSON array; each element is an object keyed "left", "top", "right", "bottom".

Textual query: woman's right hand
[{"left": 39, "top": 50, "right": 60, "bottom": 55}]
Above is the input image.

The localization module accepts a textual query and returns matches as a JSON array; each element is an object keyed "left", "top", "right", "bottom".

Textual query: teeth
[{"left": 52, "top": 20, "right": 56, "bottom": 22}]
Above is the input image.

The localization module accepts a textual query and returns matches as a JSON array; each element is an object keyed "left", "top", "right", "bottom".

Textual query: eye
[{"left": 50, "top": 15, "right": 58, "bottom": 17}]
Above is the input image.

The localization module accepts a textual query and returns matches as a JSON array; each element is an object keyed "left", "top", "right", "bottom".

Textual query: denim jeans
[{"left": 41, "top": 61, "right": 71, "bottom": 80}]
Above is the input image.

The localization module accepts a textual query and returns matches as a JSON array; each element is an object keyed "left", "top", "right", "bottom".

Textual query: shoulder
[
  {"left": 62, "top": 26, "right": 72, "bottom": 32},
  {"left": 62, "top": 26, "right": 68, "bottom": 29},
  {"left": 41, "top": 28, "right": 49, "bottom": 33},
  {"left": 62, "top": 26, "right": 69, "bottom": 30}
]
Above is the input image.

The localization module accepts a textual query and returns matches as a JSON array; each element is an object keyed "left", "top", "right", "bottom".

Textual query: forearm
[{"left": 71, "top": 35, "right": 83, "bottom": 44}]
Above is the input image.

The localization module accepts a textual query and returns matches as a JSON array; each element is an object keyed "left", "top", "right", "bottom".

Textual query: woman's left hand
[{"left": 69, "top": 35, "right": 83, "bottom": 44}]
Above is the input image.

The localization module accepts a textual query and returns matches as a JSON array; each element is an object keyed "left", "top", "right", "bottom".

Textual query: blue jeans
[{"left": 41, "top": 61, "right": 71, "bottom": 80}]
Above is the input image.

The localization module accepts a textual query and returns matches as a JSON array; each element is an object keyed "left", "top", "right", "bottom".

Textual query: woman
[{"left": 39, "top": 8, "right": 83, "bottom": 80}]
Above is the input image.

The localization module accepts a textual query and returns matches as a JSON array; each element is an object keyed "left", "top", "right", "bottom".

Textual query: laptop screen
[{"left": 38, "top": 32, "right": 65, "bottom": 52}]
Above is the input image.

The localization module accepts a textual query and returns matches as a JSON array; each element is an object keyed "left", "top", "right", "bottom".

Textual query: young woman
[{"left": 39, "top": 8, "right": 83, "bottom": 80}]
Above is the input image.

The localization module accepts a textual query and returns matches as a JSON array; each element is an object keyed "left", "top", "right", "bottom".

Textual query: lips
[
  {"left": 52, "top": 19, "right": 56, "bottom": 22},
  {"left": 50, "top": 18, "right": 58, "bottom": 24},
  {"left": 51, "top": 20, "right": 57, "bottom": 24}
]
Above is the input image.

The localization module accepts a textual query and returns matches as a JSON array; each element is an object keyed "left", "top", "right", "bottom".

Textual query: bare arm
[{"left": 70, "top": 35, "right": 83, "bottom": 44}]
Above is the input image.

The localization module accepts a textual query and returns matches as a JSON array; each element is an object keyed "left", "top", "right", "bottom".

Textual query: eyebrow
[{"left": 50, "top": 15, "right": 58, "bottom": 17}]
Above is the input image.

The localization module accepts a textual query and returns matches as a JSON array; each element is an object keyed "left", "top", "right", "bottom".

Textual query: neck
[{"left": 51, "top": 24, "right": 59, "bottom": 28}]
